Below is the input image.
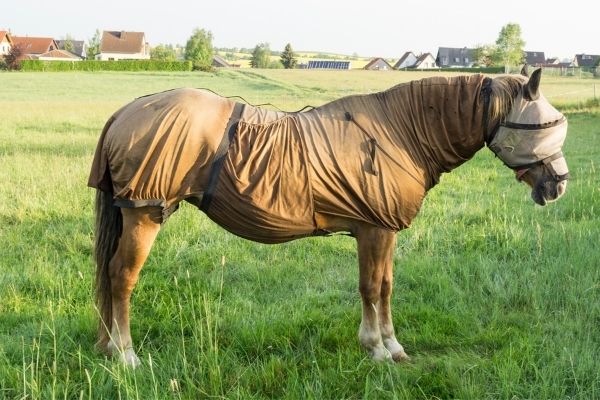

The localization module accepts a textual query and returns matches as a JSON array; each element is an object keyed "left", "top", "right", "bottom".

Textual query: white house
[
  {"left": 393, "top": 52, "right": 418, "bottom": 69},
  {"left": 97, "top": 31, "right": 149, "bottom": 61},
  {"left": 413, "top": 53, "right": 437, "bottom": 69},
  {"left": 0, "top": 31, "right": 13, "bottom": 56}
]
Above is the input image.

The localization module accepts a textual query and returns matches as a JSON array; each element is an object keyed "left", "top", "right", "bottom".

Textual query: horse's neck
[{"left": 382, "top": 76, "right": 487, "bottom": 188}]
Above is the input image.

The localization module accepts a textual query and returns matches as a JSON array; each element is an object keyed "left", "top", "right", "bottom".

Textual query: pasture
[{"left": 0, "top": 70, "right": 598, "bottom": 399}]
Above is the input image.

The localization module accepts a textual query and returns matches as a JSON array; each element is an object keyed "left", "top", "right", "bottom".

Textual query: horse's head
[{"left": 488, "top": 67, "right": 569, "bottom": 206}]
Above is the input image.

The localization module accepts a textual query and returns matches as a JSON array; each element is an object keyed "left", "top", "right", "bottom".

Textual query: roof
[
  {"left": 524, "top": 51, "right": 546, "bottom": 65},
  {"left": 393, "top": 51, "right": 415, "bottom": 68},
  {"left": 100, "top": 31, "right": 145, "bottom": 54},
  {"left": 212, "top": 55, "right": 231, "bottom": 68},
  {"left": 0, "top": 30, "right": 13, "bottom": 44},
  {"left": 575, "top": 54, "right": 600, "bottom": 67},
  {"left": 11, "top": 36, "right": 57, "bottom": 54},
  {"left": 38, "top": 49, "right": 80, "bottom": 59},
  {"left": 307, "top": 60, "right": 350, "bottom": 69},
  {"left": 436, "top": 47, "right": 475, "bottom": 66},
  {"left": 56, "top": 39, "right": 86, "bottom": 58},
  {"left": 414, "top": 53, "right": 435, "bottom": 67},
  {"left": 364, "top": 57, "right": 393, "bottom": 70}
]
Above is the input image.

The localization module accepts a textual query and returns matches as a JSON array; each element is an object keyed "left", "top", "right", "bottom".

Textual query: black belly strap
[{"left": 200, "top": 102, "right": 245, "bottom": 212}]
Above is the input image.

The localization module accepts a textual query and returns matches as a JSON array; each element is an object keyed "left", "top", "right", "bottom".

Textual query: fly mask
[{"left": 487, "top": 69, "right": 569, "bottom": 183}]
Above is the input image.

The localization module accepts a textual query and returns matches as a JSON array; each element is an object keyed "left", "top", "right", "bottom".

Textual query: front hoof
[
  {"left": 118, "top": 348, "right": 141, "bottom": 368},
  {"left": 370, "top": 346, "right": 393, "bottom": 362},
  {"left": 391, "top": 350, "right": 410, "bottom": 362}
]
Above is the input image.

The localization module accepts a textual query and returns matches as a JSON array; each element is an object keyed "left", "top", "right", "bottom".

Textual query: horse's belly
[{"left": 205, "top": 118, "right": 317, "bottom": 244}]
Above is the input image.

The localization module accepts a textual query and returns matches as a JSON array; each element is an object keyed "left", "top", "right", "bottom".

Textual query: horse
[{"left": 89, "top": 67, "right": 569, "bottom": 367}]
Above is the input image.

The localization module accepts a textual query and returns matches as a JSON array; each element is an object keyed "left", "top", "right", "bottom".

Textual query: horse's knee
[{"left": 359, "top": 282, "right": 380, "bottom": 304}]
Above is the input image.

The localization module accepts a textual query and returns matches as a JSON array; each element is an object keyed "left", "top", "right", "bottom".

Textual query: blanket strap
[{"left": 200, "top": 102, "right": 246, "bottom": 212}]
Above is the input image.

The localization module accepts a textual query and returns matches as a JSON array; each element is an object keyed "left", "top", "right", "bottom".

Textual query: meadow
[{"left": 0, "top": 69, "right": 598, "bottom": 399}]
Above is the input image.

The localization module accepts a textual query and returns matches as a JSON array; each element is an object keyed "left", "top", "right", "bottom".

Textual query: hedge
[
  {"left": 398, "top": 67, "right": 505, "bottom": 74},
  {"left": 20, "top": 60, "right": 193, "bottom": 72}
]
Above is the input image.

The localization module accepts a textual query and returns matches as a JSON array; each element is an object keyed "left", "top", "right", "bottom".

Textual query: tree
[
  {"left": 87, "top": 29, "right": 101, "bottom": 60},
  {"left": 151, "top": 44, "right": 177, "bottom": 61},
  {"left": 63, "top": 34, "right": 75, "bottom": 52},
  {"left": 3, "top": 44, "right": 24, "bottom": 70},
  {"left": 184, "top": 28, "right": 214, "bottom": 71},
  {"left": 280, "top": 43, "right": 297, "bottom": 69},
  {"left": 494, "top": 23, "right": 525, "bottom": 73},
  {"left": 250, "top": 43, "right": 271, "bottom": 68},
  {"left": 473, "top": 44, "right": 495, "bottom": 67}
]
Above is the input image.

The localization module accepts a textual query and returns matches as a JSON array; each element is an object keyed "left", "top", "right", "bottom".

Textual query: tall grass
[{"left": 0, "top": 70, "right": 598, "bottom": 399}]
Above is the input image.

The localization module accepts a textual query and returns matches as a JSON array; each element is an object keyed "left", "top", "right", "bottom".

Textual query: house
[
  {"left": 573, "top": 54, "right": 600, "bottom": 68},
  {"left": 307, "top": 60, "right": 351, "bottom": 70},
  {"left": 413, "top": 53, "right": 437, "bottom": 69},
  {"left": 11, "top": 36, "right": 58, "bottom": 57},
  {"left": 394, "top": 51, "right": 418, "bottom": 69},
  {"left": 56, "top": 39, "right": 87, "bottom": 59},
  {"left": 364, "top": 57, "right": 393, "bottom": 71},
  {"left": 545, "top": 57, "right": 560, "bottom": 65},
  {"left": 212, "top": 54, "right": 231, "bottom": 68},
  {"left": 37, "top": 49, "right": 82, "bottom": 61},
  {"left": 0, "top": 30, "right": 13, "bottom": 56},
  {"left": 524, "top": 51, "right": 545, "bottom": 66},
  {"left": 97, "top": 31, "right": 149, "bottom": 60},
  {"left": 436, "top": 47, "right": 475, "bottom": 67}
]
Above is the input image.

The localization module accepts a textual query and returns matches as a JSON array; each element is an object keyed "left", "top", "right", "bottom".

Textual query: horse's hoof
[
  {"left": 119, "top": 348, "right": 141, "bottom": 368},
  {"left": 392, "top": 351, "right": 410, "bottom": 362},
  {"left": 370, "top": 346, "right": 393, "bottom": 362}
]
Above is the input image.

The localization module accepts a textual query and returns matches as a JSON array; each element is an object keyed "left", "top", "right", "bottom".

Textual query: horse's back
[{"left": 88, "top": 88, "right": 235, "bottom": 211}]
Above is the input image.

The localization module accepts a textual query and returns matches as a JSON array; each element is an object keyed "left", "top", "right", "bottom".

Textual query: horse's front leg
[
  {"left": 356, "top": 225, "right": 399, "bottom": 361},
  {"left": 378, "top": 247, "right": 410, "bottom": 362}
]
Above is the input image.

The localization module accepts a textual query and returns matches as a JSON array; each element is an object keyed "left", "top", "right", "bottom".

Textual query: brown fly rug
[{"left": 89, "top": 75, "right": 488, "bottom": 243}]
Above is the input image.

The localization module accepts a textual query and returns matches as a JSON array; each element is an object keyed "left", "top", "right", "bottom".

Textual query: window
[{"left": 454, "top": 57, "right": 460, "bottom": 63}]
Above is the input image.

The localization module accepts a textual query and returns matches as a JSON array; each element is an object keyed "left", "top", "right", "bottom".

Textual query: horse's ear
[
  {"left": 524, "top": 68, "right": 542, "bottom": 101},
  {"left": 520, "top": 64, "right": 529, "bottom": 77}
]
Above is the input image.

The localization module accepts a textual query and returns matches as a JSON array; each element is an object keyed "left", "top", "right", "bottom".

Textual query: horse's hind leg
[
  {"left": 106, "top": 206, "right": 161, "bottom": 367},
  {"left": 356, "top": 225, "right": 396, "bottom": 361}
]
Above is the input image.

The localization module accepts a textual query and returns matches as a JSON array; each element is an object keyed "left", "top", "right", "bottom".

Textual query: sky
[{"left": 2, "top": 0, "right": 597, "bottom": 60}]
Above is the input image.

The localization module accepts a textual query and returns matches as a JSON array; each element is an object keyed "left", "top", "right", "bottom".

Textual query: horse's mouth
[{"left": 532, "top": 180, "right": 567, "bottom": 206}]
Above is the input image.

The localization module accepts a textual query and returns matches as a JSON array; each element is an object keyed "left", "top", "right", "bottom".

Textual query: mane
[{"left": 489, "top": 75, "right": 526, "bottom": 122}]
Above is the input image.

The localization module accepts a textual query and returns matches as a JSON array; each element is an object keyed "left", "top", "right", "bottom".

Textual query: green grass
[{"left": 0, "top": 70, "right": 598, "bottom": 399}]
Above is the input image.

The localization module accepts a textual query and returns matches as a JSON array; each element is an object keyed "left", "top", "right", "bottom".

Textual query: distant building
[
  {"left": 436, "top": 47, "right": 475, "bottom": 67},
  {"left": 573, "top": 54, "right": 600, "bottom": 68},
  {"left": 307, "top": 60, "right": 350, "bottom": 70},
  {"left": 0, "top": 30, "right": 13, "bottom": 56},
  {"left": 97, "top": 31, "right": 149, "bottom": 61},
  {"left": 394, "top": 52, "right": 418, "bottom": 69},
  {"left": 11, "top": 36, "right": 58, "bottom": 57},
  {"left": 212, "top": 54, "right": 231, "bottom": 68},
  {"left": 524, "top": 51, "right": 546, "bottom": 67},
  {"left": 56, "top": 39, "right": 87, "bottom": 59},
  {"left": 364, "top": 57, "right": 393, "bottom": 71},
  {"left": 37, "top": 49, "right": 82, "bottom": 61},
  {"left": 413, "top": 53, "right": 437, "bottom": 69}
]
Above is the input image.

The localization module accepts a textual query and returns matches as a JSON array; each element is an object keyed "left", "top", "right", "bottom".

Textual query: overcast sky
[{"left": 3, "top": 0, "right": 597, "bottom": 60}]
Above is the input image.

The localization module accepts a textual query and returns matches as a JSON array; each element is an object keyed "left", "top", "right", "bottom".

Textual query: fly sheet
[{"left": 89, "top": 75, "right": 489, "bottom": 243}]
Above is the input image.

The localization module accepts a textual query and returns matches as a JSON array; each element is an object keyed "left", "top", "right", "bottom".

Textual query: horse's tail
[{"left": 94, "top": 189, "right": 122, "bottom": 347}]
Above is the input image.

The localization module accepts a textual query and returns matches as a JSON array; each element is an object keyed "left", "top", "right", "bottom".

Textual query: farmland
[{"left": 0, "top": 70, "right": 599, "bottom": 399}]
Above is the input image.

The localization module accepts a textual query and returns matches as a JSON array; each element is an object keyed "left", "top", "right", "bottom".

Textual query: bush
[{"left": 19, "top": 59, "right": 193, "bottom": 72}]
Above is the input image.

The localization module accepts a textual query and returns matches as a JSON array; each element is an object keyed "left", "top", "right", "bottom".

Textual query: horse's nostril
[{"left": 557, "top": 181, "right": 567, "bottom": 196}]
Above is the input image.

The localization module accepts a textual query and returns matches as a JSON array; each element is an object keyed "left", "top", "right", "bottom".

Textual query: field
[{"left": 0, "top": 70, "right": 599, "bottom": 399}]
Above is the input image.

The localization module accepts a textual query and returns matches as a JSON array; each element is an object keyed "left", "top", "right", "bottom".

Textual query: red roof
[
  {"left": 0, "top": 31, "right": 13, "bottom": 44},
  {"left": 100, "top": 31, "right": 145, "bottom": 54},
  {"left": 38, "top": 49, "right": 80, "bottom": 59},
  {"left": 12, "top": 36, "right": 57, "bottom": 54}
]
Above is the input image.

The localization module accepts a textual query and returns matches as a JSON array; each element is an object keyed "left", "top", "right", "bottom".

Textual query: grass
[{"left": 0, "top": 70, "right": 599, "bottom": 399}]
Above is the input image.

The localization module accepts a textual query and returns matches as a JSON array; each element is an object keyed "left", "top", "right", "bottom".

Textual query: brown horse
[{"left": 89, "top": 67, "right": 568, "bottom": 367}]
